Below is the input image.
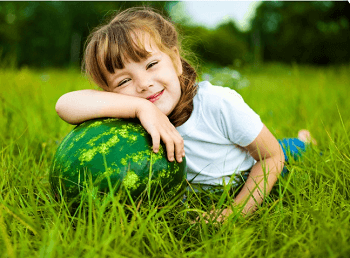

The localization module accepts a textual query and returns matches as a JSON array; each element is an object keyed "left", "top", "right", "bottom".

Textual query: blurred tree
[
  {"left": 178, "top": 21, "right": 249, "bottom": 67},
  {"left": 0, "top": 2, "right": 168, "bottom": 68},
  {"left": 250, "top": 1, "right": 350, "bottom": 65}
]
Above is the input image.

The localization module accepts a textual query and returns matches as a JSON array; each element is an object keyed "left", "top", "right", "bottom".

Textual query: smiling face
[{"left": 105, "top": 33, "right": 183, "bottom": 116}]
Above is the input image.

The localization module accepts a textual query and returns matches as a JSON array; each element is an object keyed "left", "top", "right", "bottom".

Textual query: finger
[
  {"left": 164, "top": 127, "right": 184, "bottom": 163},
  {"left": 150, "top": 132, "right": 160, "bottom": 154},
  {"left": 173, "top": 135, "right": 185, "bottom": 163},
  {"left": 161, "top": 134, "right": 175, "bottom": 162},
  {"left": 165, "top": 141, "right": 175, "bottom": 162},
  {"left": 196, "top": 214, "right": 210, "bottom": 224}
]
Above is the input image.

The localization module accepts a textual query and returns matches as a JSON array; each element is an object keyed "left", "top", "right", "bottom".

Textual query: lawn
[{"left": 1, "top": 63, "right": 350, "bottom": 257}]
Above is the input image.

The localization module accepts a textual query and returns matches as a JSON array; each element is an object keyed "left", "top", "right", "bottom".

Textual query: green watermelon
[{"left": 50, "top": 118, "right": 187, "bottom": 202}]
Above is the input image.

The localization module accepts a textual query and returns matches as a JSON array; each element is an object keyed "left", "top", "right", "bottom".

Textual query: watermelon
[{"left": 50, "top": 118, "right": 187, "bottom": 202}]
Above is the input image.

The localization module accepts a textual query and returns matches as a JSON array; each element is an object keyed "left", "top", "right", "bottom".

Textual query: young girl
[{"left": 56, "top": 7, "right": 314, "bottom": 220}]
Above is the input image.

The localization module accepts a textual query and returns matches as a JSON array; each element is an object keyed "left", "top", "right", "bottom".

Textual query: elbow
[
  {"left": 55, "top": 94, "right": 80, "bottom": 125},
  {"left": 280, "top": 145, "right": 286, "bottom": 166},
  {"left": 55, "top": 96, "right": 64, "bottom": 119},
  {"left": 277, "top": 145, "right": 286, "bottom": 176},
  {"left": 55, "top": 98, "right": 63, "bottom": 117}
]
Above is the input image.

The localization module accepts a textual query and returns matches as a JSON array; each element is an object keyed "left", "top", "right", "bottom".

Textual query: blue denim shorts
[{"left": 278, "top": 138, "right": 306, "bottom": 177}]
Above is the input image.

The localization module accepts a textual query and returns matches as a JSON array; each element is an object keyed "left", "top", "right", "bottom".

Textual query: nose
[
  {"left": 135, "top": 73, "right": 153, "bottom": 93},
  {"left": 136, "top": 82, "right": 151, "bottom": 93}
]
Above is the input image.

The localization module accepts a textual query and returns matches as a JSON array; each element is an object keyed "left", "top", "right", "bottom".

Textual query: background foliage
[
  {"left": 0, "top": 1, "right": 167, "bottom": 68},
  {"left": 251, "top": 1, "right": 350, "bottom": 65},
  {"left": 0, "top": 1, "right": 349, "bottom": 69}
]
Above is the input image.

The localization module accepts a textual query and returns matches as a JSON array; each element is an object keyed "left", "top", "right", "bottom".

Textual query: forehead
[
  {"left": 116, "top": 32, "right": 164, "bottom": 72},
  {"left": 128, "top": 31, "right": 161, "bottom": 57},
  {"left": 104, "top": 29, "right": 162, "bottom": 72}
]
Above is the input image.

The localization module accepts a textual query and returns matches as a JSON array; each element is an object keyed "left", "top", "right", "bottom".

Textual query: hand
[
  {"left": 136, "top": 101, "right": 185, "bottom": 163},
  {"left": 197, "top": 207, "right": 233, "bottom": 224},
  {"left": 195, "top": 202, "right": 254, "bottom": 224}
]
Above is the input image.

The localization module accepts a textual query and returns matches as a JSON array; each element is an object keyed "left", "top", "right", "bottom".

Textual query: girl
[{"left": 56, "top": 7, "right": 314, "bottom": 220}]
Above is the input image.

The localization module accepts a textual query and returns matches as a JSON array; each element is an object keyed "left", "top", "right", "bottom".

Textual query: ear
[{"left": 171, "top": 47, "right": 183, "bottom": 76}]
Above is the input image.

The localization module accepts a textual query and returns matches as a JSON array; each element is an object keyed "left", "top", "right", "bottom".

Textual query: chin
[
  {"left": 164, "top": 110, "right": 172, "bottom": 116},
  {"left": 156, "top": 104, "right": 171, "bottom": 116}
]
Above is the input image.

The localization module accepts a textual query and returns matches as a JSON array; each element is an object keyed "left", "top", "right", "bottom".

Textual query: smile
[{"left": 147, "top": 90, "right": 164, "bottom": 103}]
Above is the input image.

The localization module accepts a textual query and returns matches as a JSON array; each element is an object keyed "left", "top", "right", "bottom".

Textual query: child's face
[{"left": 106, "top": 34, "right": 183, "bottom": 116}]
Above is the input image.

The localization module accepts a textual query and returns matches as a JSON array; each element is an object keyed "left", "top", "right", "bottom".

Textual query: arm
[
  {"left": 55, "top": 89, "right": 185, "bottom": 163},
  {"left": 203, "top": 125, "right": 285, "bottom": 222},
  {"left": 55, "top": 89, "right": 146, "bottom": 124},
  {"left": 234, "top": 124, "right": 285, "bottom": 215}
]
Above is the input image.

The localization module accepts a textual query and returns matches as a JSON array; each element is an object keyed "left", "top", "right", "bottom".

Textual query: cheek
[
  {"left": 176, "top": 84, "right": 182, "bottom": 101},
  {"left": 113, "top": 87, "right": 135, "bottom": 97},
  {"left": 174, "top": 62, "right": 182, "bottom": 77}
]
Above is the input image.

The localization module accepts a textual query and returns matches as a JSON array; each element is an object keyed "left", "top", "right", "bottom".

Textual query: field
[{"left": 1, "top": 63, "right": 350, "bottom": 257}]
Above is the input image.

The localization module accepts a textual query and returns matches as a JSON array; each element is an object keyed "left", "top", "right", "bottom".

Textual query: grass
[{"left": 1, "top": 63, "right": 350, "bottom": 257}]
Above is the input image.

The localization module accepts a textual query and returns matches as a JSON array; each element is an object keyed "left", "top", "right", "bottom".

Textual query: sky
[{"left": 168, "top": 1, "right": 262, "bottom": 31}]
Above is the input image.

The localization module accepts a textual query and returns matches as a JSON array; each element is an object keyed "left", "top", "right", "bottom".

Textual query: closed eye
[
  {"left": 146, "top": 61, "right": 158, "bottom": 69},
  {"left": 117, "top": 78, "right": 130, "bottom": 87}
]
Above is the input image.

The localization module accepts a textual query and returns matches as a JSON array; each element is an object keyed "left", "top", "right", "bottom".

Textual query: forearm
[
  {"left": 55, "top": 89, "right": 149, "bottom": 124},
  {"left": 203, "top": 126, "right": 285, "bottom": 222},
  {"left": 234, "top": 154, "right": 284, "bottom": 215}
]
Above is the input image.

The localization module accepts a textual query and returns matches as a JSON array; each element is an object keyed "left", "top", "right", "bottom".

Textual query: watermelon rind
[{"left": 50, "top": 118, "right": 187, "bottom": 203}]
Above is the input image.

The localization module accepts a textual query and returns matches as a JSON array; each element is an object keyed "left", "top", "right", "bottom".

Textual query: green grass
[{"left": 1, "top": 63, "right": 350, "bottom": 257}]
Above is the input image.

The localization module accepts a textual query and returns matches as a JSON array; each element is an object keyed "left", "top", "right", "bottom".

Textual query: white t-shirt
[{"left": 176, "top": 81, "right": 264, "bottom": 186}]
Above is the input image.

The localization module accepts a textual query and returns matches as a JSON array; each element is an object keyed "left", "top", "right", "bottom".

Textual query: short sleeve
[{"left": 216, "top": 87, "right": 263, "bottom": 147}]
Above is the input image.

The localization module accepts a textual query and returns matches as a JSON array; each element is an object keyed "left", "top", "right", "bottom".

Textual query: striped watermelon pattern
[{"left": 50, "top": 118, "right": 187, "bottom": 201}]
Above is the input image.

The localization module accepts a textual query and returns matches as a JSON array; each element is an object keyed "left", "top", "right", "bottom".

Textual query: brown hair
[{"left": 83, "top": 7, "right": 197, "bottom": 127}]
